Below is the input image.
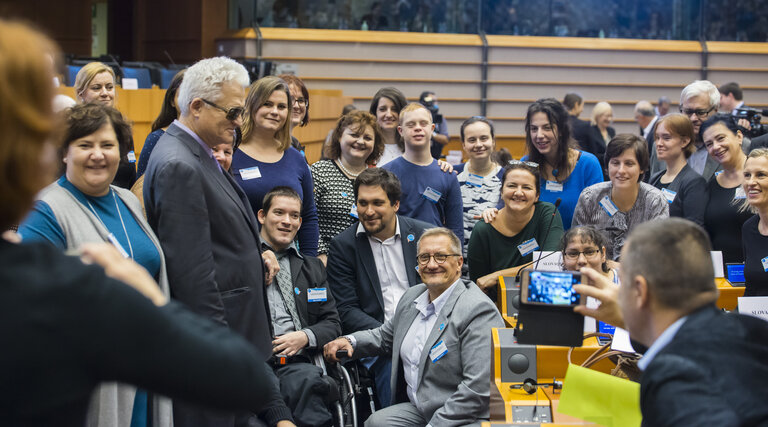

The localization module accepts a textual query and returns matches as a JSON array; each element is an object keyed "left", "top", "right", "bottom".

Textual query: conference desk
[
  {"left": 490, "top": 328, "right": 616, "bottom": 424},
  {"left": 498, "top": 275, "right": 745, "bottom": 328}
]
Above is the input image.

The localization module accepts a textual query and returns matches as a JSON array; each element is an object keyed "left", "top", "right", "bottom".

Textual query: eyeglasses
[
  {"left": 416, "top": 253, "right": 461, "bottom": 265},
  {"left": 509, "top": 159, "right": 539, "bottom": 168},
  {"left": 563, "top": 248, "right": 601, "bottom": 260},
  {"left": 679, "top": 105, "right": 715, "bottom": 118},
  {"left": 202, "top": 99, "right": 245, "bottom": 121},
  {"left": 293, "top": 97, "right": 307, "bottom": 107}
]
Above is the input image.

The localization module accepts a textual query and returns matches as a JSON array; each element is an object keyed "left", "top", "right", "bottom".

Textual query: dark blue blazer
[
  {"left": 144, "top": 124, "right": 272, "bottom": 356},
  {"left": 640, "top": 304, "right": 768, "bottom": 426},
  {"left": 326, "top": 215, "right": 433, "bottom": 334}
]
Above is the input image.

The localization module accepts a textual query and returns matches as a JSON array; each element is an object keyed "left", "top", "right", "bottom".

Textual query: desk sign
[
  {"left": 738, "top": 297, "right": 768, "bottom": 322},
  {"left": 711, "top": 251, "right": 724, "bottom": 278},
  {"left": 122, "top": 78, "right": 139, "bottom": 90}
]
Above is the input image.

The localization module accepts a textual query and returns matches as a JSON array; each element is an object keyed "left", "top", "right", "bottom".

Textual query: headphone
[{"left": 510, "top": 378, "right": 563, "bottom": 394}]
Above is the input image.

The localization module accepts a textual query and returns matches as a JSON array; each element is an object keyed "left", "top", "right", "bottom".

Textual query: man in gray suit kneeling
[{"left": 324, "top": 227, "right": 504, "bottom": 427}]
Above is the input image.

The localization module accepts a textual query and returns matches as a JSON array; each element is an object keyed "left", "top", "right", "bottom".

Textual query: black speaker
[
  {"left": 496, "top": 328, "right": 537, "bottom": 383},
  {"left": 502, "top": 276, "right": 522, "bottom": 318}
]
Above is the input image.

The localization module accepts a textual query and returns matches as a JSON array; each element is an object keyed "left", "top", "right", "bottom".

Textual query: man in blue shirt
[
  {"left": 575, "top": 218, "right": 768, "bottom": 426},
  {"left": 382, "top": 103, "right": 463, "bottom": 247}
]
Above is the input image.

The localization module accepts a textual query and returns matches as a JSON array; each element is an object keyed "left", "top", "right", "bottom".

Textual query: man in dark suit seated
[
  {"left": 143, "top": 57, "right": 294, "bottom": 427},
  {"left": 575, "top": 218, "right": 768, "bottom": 426},
  {"left": 563, "top": 92, "right": 590, "bottom": 151},
  {"left": 257, "top": 187, "right": 342, "bottom": 427},
  {"left": 324, "top": 228, "right": 505, "bottom": 427},
  {"left": 326, "top": 168, "right": 433, "bottom": 407}
]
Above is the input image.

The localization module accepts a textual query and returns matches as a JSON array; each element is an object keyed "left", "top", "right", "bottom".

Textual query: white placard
[
  {"left": 122, "top": 78, "right": 139, "bottom": 90},
  {"left": 275, "top": 63, "right": 298, "bottom": 75},
  {"left": 711, "top": 251, "right": 724, "bottom": 278},
  {"left": 737, "top": 297, "right": 768, "bottom": 322},
  {"left": 611, "top": 327, "right": 637, "bottom": 353},
  {"left": 530, "top": 251, "right": 563, "bottom": 271}
]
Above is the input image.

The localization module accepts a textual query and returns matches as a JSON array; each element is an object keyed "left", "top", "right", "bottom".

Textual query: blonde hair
[
  {"left": 241, "top": 76, "right": 293, "bottom": 151},
  {"left": 741, "top": 148, "right": 768, "bottom": 213},
  {"left": 398, "top": 102, "right": 431, "bottom": 124},
  {"left": 0, "top": 20, "right": 59, "bottom": 230},
  {"left": 590, "top": 101, "right": 613, "bottom": 126},
  {"left": 74, "top": 62, "right": 116, "bottom": 103}
]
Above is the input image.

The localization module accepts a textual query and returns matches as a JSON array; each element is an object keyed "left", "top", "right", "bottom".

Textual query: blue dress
[{"left": 522, "top": 151, "right": 603, "bottom": 229}]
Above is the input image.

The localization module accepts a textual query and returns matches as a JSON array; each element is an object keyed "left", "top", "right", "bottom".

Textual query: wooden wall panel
[{"left": 0, "top": 0, "right": 91, "bottom": 55}]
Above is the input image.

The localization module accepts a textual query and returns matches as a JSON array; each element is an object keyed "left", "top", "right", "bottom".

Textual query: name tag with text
[
  {"left": 308, "top": 288, "right": 328, "bottom": 302},
  {"left": 240, "top": 166, "right": 262, "bottom": 180}
]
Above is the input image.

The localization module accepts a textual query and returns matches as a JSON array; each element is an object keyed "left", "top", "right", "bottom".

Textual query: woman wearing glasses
[
  {"left": 232, "top": 76, "right": 319, "bottom": 256},
  {"left": 701, "top": 114, "right": 752, "bottom": 263},
  {"left": 17, "top": 103, "right": 171, "bottom": 427},
  {"left": 455, "top": 116, "right": 505, "bottom": 255},
  {"left": 467, "top": 162, "right": 564, "bottom": 302},
  {"left": 560, "top": 226, "right": 618, "bottom": 283},
  {"left": 649, "top": 113, "right": 708, "bottom": 225},
  {"left": 279, "top": 73, "right": 310, "bottom": 154},
  {"left": 572, "top": 134, "right": 668, "bottom": 260}
]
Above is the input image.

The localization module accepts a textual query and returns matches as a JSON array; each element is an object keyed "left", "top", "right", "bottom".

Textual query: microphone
[
  {"left": 533, "top": 198, "right": 561, "bottom": 270},
  {"left": 164, "top": 50, "right": 176, "bottom": 65},
  {"left": 108, "top": 54, "right": 126, "bottom": 83}
]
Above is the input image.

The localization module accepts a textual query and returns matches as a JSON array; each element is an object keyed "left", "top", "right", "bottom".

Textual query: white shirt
[
  {"left": 400, "top": 278, "right": 461, "bottom": 410},
  {"left": 357, "top": 220, "right": 411, "bottom": 322},
  {"left": 730, "top": 101, "right": 745, "bottom": 116},
  {"left": 638, "top": 315, "right": 688, "bottom": 371},
  {"left": 642, "top": 116, "right": 659, "bottom": 139},
  {"left": 377, "top": 143, "right": 403, "bottom": 167}
]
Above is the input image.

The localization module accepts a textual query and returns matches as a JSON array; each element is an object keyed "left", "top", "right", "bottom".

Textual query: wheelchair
[{"left": 314, "top": 353, "right": 380, "bottom": 427}]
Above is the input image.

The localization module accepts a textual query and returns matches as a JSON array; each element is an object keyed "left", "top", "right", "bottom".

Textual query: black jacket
[
  {"left": 326, "top": 215, "right": 433, "bottom": 334},
  {"left": 640, "top": 304, "right": 768, "bottom": 426}
]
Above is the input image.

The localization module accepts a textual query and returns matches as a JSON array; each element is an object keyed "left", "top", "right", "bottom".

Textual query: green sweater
[{"left": 467, "top": 201, "right": 564, "bottom": 302}]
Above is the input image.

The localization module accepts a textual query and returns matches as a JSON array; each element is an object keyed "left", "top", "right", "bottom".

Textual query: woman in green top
[{"left": 468, "top": 161, "right": 564, "bottom": 302}]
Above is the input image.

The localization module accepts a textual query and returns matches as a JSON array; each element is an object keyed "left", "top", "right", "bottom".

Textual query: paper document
[{"left": 558, "top": 364, "right": 642, "bottom": 427}]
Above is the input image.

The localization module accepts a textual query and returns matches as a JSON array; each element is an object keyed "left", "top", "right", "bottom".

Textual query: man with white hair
[
  {"left": 144, "top": 57, "right": 294, "bottom": 427},
  {"left": 650, "top": 81, "right": 721, "bottom": 181}
]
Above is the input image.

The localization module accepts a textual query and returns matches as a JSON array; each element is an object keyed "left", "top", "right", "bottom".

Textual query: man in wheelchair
[
  {"left": 257, "top": 187, "right": 343, "bottom": 427},
  {"left": 324, "top": 228, "right": 504, "bottom": 426}
]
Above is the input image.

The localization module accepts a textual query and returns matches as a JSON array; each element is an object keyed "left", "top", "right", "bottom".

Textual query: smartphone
[
  {"left": 520, "top": 270, "right": 585, "bottom": 307},
  {"left": 726, "top": 263, "right": 745, "bottom": 285}
]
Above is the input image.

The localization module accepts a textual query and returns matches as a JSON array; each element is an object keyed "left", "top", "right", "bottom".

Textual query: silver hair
[
  {"left": 177, "top": 57, "right": 250, "bottom": 116},
  {"left": 590, "top": 101, "right": 612, "bottom": 125},
  {"left": 680, "top": 80, "right": 720, "bottom": 109},
  {"left": 634, "top": 100, "right": 654, "bottom": 117},
  {"left": 417, "top": 227, "right": 462, "bottom": 255}
]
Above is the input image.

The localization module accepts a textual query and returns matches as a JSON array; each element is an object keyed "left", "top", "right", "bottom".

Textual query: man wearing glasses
[
  {"left": 325, "top": 227, "right": 504, "bottom": 427},
  {"left": 650, "top": 80, "right": 722, "bottom": 181},
  {"left": 144, "top": 57, "right": 294, "bottom": 427},
  {"left": 326, "top": 167, "right": 433, "bottom": 408}
]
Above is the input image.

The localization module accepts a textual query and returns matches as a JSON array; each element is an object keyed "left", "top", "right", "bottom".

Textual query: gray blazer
[{"left": 353, "top": 280, "right": 504, "bottom": 426}]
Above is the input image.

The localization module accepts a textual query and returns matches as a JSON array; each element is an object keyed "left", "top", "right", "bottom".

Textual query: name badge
[
  {"left": 762, "top": 257, "right": 768, "bottom": 273},
  {"left": 127, "top": 150, "right": 136, "bottom": 163},
  {"left": 239, "top": 166, "right": 262, "bottom": 180},
  {"left": 599, "top": 196, "right": 619, "bottom": 217},
  {"left": 734, "top": 187, "right": 746, "bottom": 200},
  {"left": 545, "top": 180, "right": 563, "bottom": 192},
  {"left": 517, "top": 238, "right": 539, "bottom": 257},
  {"left": 429, "top": 340, "right": 448, "bottom": 363},
  {"left": 466, "top": 173, "right": 484, "bottom": 188},
  {"left": 422, "top": 187, "right": 442, "bottom": 203},
  {"left": 661, "top": 188, "right": 677, "bottom": 203},
  {"left": 107, "top": 233, "right": 130, "bottom": 258},
  {"left": 349, "top": 204, "right": 358, "bottom": 219},
  {"left": 307, "top": 288, "right": 327, "bottom": 302}
]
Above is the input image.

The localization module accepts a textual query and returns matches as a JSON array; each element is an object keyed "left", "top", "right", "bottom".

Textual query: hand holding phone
[{"left": 520, "top": 270, "right": 585, "bottom": 307}]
